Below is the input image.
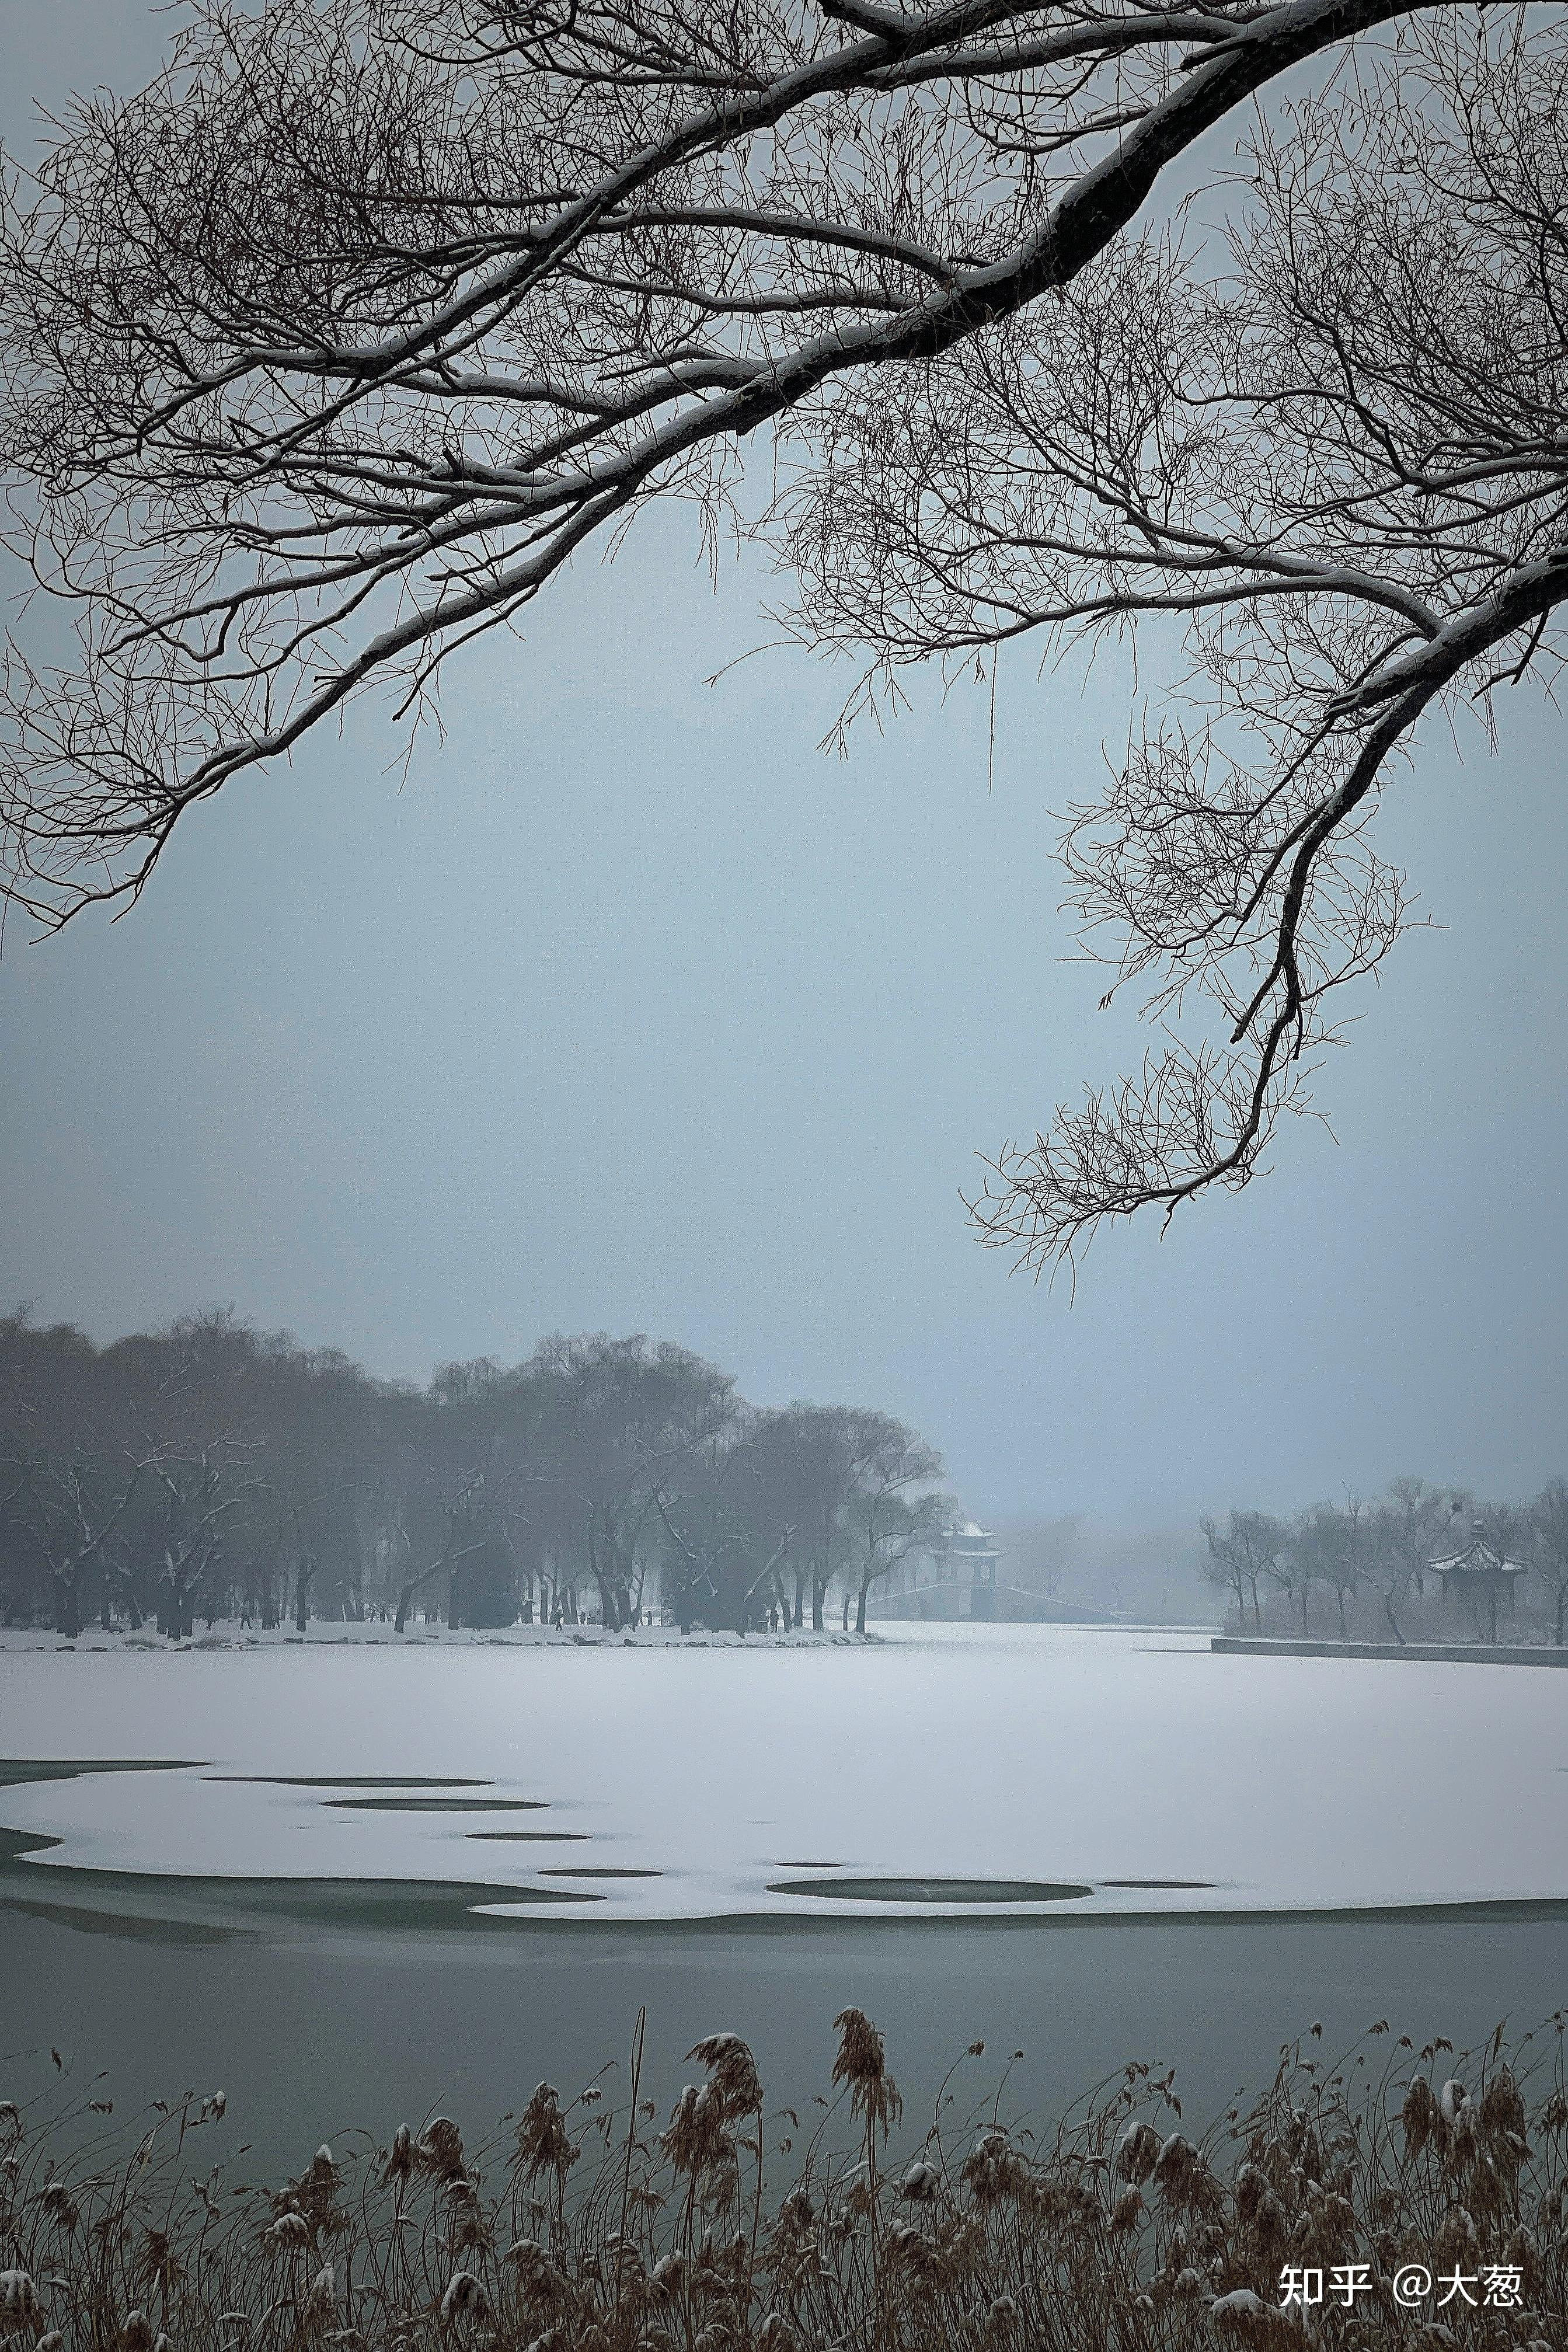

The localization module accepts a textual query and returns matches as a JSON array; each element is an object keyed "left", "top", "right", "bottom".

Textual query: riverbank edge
[{"left": 1212, "top": 1634, "right": 1568, "bottom": 1664}]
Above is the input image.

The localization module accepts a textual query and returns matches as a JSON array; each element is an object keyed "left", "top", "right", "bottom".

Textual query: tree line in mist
[
  {"left": 1203, "top": 1484, "right": 1568, "bottom": 1647},
  {"left": 0, "top": 1311, "right": 949, "bottom": 1640}
]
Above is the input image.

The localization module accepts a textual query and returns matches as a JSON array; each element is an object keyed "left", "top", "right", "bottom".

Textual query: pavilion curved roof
[{"left": 1428, "top": 1525, "right": 1528, "bottom": 1577}]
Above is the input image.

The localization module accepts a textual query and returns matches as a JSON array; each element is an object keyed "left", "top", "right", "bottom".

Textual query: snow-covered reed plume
[{"left": 2, "top": 2015, "right": 1565, "bottom": 2352}]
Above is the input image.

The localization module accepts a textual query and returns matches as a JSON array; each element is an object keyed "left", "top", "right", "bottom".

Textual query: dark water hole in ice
[
  {"left": 541, "top": 1866, "right": 662, "bottom": 1879},
  {"left": 771, "top": 1876, "right": 1094, "bottom": 1905},
  {"left": 210, "top": 1775, "right": 491, "bottom": 1789},
  {"left": 321, "top": 1796, "right": 548, "bottom": 1812},
  {"left": 466, "top": 1830, "right": 590, "bottom": 1842}
]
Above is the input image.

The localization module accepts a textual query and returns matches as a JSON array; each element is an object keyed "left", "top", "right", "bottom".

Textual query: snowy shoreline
[
  {"left": 1212, "top": 1634, "right": 1568, "bottom": 1666},
  {"left": 0, "top": 1619, "right": 883, "bottom": 1653}
]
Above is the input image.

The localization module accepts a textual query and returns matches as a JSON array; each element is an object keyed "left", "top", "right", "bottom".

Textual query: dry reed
[{"left": 2, "top": 2009, "right": 1565, "bottom": 2352}]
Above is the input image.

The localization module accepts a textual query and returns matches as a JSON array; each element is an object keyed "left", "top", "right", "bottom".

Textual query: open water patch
[
  {"left": 0, "top": 1758, "right": 199, "bottom": 1786},
  {"left": 541, "top": 1866, "right": 662, "bottom": 1880},
  {"left": 3, "top": 1892, "right": 249, "bottom": 1946},
  {"left": 467, "top": 1831, "right": 590, "bottom": 1844},
  {"left": 769, "top": 1876, "right": 1094, "bottom": 1905},
  {"left": 1102, "top": 1879, "right": 1217, "bottom": 1890},
  {"left": 209, "top": 1775, "right": 490, "bottom": 1789},
  {"left": 321, "top": 1796, "right": 548, "bottom": 1813}
]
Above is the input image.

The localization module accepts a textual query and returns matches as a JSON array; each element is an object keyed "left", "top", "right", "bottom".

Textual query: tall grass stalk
[{"left": 2, "top": 2010, "right": 1564, "bottom": 2352}]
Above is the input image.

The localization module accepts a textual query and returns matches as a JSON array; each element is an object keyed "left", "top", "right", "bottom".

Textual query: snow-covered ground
[
  {"left": 0, "top": 1620, "right": 879, "bottom": 1652},
  {"left": 1, "top": 1623, "right": 1564, "bottom": 1921}
]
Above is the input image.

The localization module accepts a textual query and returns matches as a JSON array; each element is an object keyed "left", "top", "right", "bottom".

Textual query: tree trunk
[
  {"left": 53, "top": 1572, "right": 82, "bottom": 1639},
  {"left": 1336, "top": 1586, "right": 1348, "bottom": 1638},
  {"left": 1299, "top": 1585, "right": 1309, "bottom": 1637},
  {"left": 1382, "top": 1588, "right": 1406, "bottom": 1646},
  {"left": 811, "top": 1578, "right": 827, "bottom": 1632},
  {"left": 1557, "top": 1586, "right": 1566, "bottom": 1645},
  {"left": 855, "top": 1576, "right": 870, "bottom": 1636}
]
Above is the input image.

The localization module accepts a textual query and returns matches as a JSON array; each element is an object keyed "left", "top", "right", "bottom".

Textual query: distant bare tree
[
  {"left": 150, "top": 1443, "right": 266, "bottom": 1638},
  {"left": 652, "top": 1428, "right": 796, "bottom": 1633},
  {"left": 390, "top": 1475, "right": 490, "bottom": 1635},
  {"left": 1297, "top": 1500, "right": 1370, "bottom": 1641},
  {"left": 1, "top": 1442, "right": 152, "bottom": 1637},
  {"left": 843, "top": 1414, "right": 947, "bottom": 1635},
  {"left": 1267, "top": 1520, "right": 1321, "bottom": 1639},
  {"left": 1365, "top": 1478, "right": 1455, "bottom": 1644},
  {"left": 1464, "top": 1501, "right": 1529, "bottom": 1644},
  {"left": 747, "top": 1405, "right": 884, "bottom": 1631},
  {"left": 1200, "top": 1510, "right": 1284, "bottom": 1633},
  {"left": 537, "top": 1334, "right": 737, "bottom": 1630},
  {"left": 1529, "top": 1479, "right": 1568, "bottom": 1646},
  {"left": 4, "top": 5, "right": 1559, "bottom": 1264}
]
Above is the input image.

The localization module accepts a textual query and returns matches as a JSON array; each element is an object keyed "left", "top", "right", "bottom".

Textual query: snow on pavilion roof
[{"left": 1428, "top": 1535, "right": 1528, "bottom": 1577}]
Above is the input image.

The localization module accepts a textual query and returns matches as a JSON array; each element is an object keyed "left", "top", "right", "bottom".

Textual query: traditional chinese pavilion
[
  {"left": 872, "top": 1522, "right": 1122, "bottom": 1623},
  {"left": 1427, "top": 1518, "right": 1529, "bottom": 1641}
]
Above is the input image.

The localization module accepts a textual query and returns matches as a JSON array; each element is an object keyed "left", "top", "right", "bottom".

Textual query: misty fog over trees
[
  {"left": 12, "top": 1305, "right": 1564, "bottom": 1652},
  {"left": 0, "top": 1310, "right": 949, "bottom": 1639},
  {"left": 1203, "top": 1484, "right": 1568, "bottom": 1647}
]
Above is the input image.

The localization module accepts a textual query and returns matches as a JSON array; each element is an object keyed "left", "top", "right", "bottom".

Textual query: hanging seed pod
[
  {"left": 688, "top": 2036, "right": 764, "bottom": 2121},
  {"left": 0, "top": 2273, "right": 42, "bottom": 2340},
  {"left": 1402, "top": 2078, "right": 1440, "bottom": 2159},
  {"left": 438, "top": 2273, "right": 489, "bottom": 2327},
  {"left": 1480, "top": 2067, "right": 1527, "bottom": 2147},
  {"left": 831, "top": 2011, "right": 901, "bottom": 2136},
  {"left": 1114, "top": 2122, "right": 1162, "bottom": 2186},
  {"left": 1110, "top": 2187, "right": 1144, "bottom": 2232}
]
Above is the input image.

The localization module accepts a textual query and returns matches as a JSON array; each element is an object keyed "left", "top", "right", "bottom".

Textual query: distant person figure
[{"left": 768, "top": 1604, "right": 779, "bottom": 1633}]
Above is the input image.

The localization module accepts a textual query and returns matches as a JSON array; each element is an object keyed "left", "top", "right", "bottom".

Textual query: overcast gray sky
[{"left": 2, "top": 0, "right": 1565, "bottom": 1524}]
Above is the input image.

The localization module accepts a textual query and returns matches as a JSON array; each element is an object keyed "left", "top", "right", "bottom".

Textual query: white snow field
[{"left": 1, "top": 1623, "right": 1564, "bottom": 1922}]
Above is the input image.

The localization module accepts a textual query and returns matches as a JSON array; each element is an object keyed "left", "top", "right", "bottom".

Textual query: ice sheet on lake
[{"left": 0, "top": 1626, "right": 1564, "bottom": 1922}]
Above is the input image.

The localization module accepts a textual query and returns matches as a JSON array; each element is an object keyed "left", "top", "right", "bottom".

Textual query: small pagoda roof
[{"left": 1428, "top": 1520, "right": 1528, "bottom": 1580}]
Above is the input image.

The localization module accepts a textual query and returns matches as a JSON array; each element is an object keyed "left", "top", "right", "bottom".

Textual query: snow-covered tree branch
[{"left": 780, "top": 16, "right": 1568, "bottom": 1262}]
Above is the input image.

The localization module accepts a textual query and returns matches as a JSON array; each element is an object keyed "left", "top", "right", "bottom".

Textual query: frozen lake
[
  {"left": 3, "top": 1626, "right": 1564, "bottom": 2176},
  {"left": 3, "top": 1623, "right": 1567, "bottom": 1921}
]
